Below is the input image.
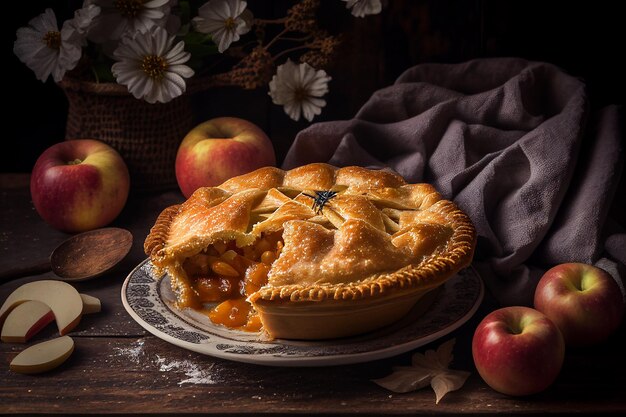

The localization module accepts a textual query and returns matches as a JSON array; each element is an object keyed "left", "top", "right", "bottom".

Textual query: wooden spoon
[{"left": 0, "top": 228, "right": 133, "bottom": 282}]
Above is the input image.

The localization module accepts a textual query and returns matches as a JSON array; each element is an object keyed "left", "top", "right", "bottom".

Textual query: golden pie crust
[{"left": 144, "top": 163, "right": 476, "bottom": 339}]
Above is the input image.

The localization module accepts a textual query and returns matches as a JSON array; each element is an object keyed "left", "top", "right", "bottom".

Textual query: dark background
[{"left": 5, "top": 0, "right": 625, "bottom": 172}]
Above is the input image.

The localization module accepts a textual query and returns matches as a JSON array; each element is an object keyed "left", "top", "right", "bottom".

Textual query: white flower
[
  {"left": 13, "top": 8, "right": 83, "bottom": 82},
  {"left": 64, "top": 4, "right": 101, "bottom": 45},
  {"left": 85, "top": 0, "right": 173, "bottom": 43},
  {"left": 342, "top": 0, "right": 382, "bottom": 18},
  {"left": 192, "top": 0, "right": 252, "bottom": 53},
  {"left": 112, "top": 26, "right": 194, "bottom": 104},
  {"left": 269, "top": 60, "right": 331, "bottom": 122}
]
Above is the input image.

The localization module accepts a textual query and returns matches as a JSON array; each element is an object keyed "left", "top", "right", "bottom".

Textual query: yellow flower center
[
  {"left": 224, "top": 17, "right": 236, "bottom": 30},
  {"left": 114, "top": 0, "right": 144, "bottom": 18},
  {"left": 141, "top": 55, "right": 168, "bottom": 80},
  {"left": 43, "top": 31, "right": 61, "bottom": 50}
]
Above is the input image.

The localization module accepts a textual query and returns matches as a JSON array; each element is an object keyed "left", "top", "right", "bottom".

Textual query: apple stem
[
  {"left": 577, "top": 274, "right": 592, "bottom": 292},
  {"left": 507, "top": 325, "right": 523, "bottom": 335},
  {"left": 67, "top": 159, "right": 82, "bottom": 165},
  {"left": 507, "top": 318, "right": 527, "bottom": 335}
]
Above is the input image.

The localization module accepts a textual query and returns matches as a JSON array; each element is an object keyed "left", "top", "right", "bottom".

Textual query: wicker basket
[{"left": 59, "top": 77, "right": 194, "bottom": 191}]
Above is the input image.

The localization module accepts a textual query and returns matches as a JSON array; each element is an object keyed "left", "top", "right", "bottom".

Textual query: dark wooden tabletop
[{"left": 1, "top": 174, "right": 625, "bottom": 416}]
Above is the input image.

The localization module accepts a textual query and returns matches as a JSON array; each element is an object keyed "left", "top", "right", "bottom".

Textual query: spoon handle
[{"left": 0, "top": 260, "right": 52, "bottom": 282}]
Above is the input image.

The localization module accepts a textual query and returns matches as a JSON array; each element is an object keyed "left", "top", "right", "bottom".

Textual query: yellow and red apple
[
  {"left": 30, "top": 139, "right": 130, "bottom": 233},
  {"left": 175, "top": 117, "right": 276, "bottom": 198},
  {"left": 534, "top": 263, "right": 624, "bottom": 347},
  {"left": 472, "top": 306, "right": 565, "bottom": 396}
]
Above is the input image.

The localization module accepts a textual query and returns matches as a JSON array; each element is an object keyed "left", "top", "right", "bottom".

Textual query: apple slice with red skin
[
  {"left": 1, "top": 294, "right": 101, "bottom": 343},
  {"left": 1, "top": 301, "right": 54, "bottom": 343},
  {"left": 0, "top": 280, "right": 83, "bottom": 336}
]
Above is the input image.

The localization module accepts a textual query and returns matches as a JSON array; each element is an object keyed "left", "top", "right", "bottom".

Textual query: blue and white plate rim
[{"left": 121, "top": 259, "right": 483, "bottom": 366}]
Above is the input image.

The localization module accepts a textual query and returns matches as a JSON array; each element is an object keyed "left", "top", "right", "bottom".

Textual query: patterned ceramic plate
[{"left": 121, "top": 259, "right": 483, "bottom": 366}]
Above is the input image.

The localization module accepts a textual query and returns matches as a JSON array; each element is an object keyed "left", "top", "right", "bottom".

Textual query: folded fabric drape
[{"left": 283, "top": 58, "right": 624, "bottom": 306}]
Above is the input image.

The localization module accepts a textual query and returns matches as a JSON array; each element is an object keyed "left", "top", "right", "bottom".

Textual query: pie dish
[{"left": 144, "top": 163, "right": 476, "bottom": 340}]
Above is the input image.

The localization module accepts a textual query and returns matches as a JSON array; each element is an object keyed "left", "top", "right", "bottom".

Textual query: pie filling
[{"left": 180, "top": 232, "right": 284, "bottom": 332}]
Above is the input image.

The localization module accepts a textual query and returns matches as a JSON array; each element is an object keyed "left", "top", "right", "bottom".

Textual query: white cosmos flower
[
  {"left": 13, "top": 8, "right": 83, "bottom": 82},
  {"left": 269, "top": 60, "right": 331, "bottom": 122},
  {"left": 342, "top": 0, "right": 382, "bottom": 17},
  {"left": 112, "top": 26, "right": 194, "bottom": 104},
  {"left": 192, "top": 0, "right": 252, "bottom": 53},
  {"left": 64, "top": 4, "right": 101, "bottom": 45},
  {"left": 85, "top": 0, "right": 173, "bottom": 43}
]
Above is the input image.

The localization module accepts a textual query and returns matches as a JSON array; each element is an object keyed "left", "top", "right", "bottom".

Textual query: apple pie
[{"left": 144, "top": 163, "right": 476, "bottom": 339}]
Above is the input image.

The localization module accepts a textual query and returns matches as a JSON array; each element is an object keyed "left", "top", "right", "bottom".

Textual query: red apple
[
  {"left": 534, "top": 263, "right": 624, "bottom": 347},
  {"left": 472, "top": 306, "right": 565, "bottom": 396},
  {"left": 30, "top": 139, "right": 130, "bottom": 232},
  {"left": 175, "top": 117, "right": 276, "bottom": 198}
]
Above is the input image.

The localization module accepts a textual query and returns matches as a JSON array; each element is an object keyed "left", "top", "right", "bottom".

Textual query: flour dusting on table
[
  {"left": 156, "top": 354, "right": 217, "bottom": 385},
  {"left": 113, "top": 339, "right": 145, "bottom": 364}
]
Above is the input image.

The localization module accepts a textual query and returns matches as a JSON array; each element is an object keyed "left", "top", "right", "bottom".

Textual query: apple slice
[
  {"left": 80, "top": 294, "right": 101, "bottom": 314},
  {"left": 1, "top": 300, "right": 54, "bottom": 343},
  {"left": 1, "top": 295, "right": 100, "bottom": 343},
  {"left": 10, "top": 336, "right": 74, "bottom": 374},
  {"left": 0, "top": 280, "right": 83, "bottom": 335}
]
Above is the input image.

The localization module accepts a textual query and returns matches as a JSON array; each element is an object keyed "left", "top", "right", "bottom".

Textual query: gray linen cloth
[{"left": 282, "top": 58, "right": 624, "bottom": 306}]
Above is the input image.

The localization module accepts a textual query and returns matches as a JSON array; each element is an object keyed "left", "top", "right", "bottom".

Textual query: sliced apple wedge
[
  {"left": 10, "top": 336, "right": 74, "bottom": 374},
  {"left": 80, "top": 294, "right": 101, "bottom": 314},
  {"left": 1, "top": 300, "right": 54, "bottom": 343},
  {"left": 0, "top": 280, "right": 83, "bottom": 335}
]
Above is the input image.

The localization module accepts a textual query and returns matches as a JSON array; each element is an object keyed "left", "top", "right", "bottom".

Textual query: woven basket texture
[{"left": 60, "top": 78, "right": 193, "bottom": 191}]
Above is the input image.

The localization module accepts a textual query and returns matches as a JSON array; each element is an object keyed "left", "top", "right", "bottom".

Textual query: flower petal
[
  {"left": 169, "top": 64, "right": 194, "bottom": 78},
  {"left": 283, "top": 101, "right": 302, "bottom": 122},
  {"left": 144, "top": 0, "right": 170, "bottom": 8}
]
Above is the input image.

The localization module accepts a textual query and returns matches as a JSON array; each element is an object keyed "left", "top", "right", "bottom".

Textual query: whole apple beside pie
[{"left": 144, "top": 163, "right": 476, "bottom": 340}]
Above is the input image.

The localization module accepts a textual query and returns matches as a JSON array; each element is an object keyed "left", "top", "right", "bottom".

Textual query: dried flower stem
[
  {"left": 228, "top": 41, "right": 261, "bottom": 58},
  {"left": 254, "top": 18, "right": 287, "bottom": 25},
  {"left": 264, "top": 28, "right": 289, "bottom": 49},
  {"left": 187, "top": 72, "right": 238, "bottom": 93},
  {"left": 280, "top": 34, "right": 315, "bottom": 42},
  {"left": 273, "top": 45, "right": 310, "bottom": 61},
  {"left": 91, "top": 67, "right": 100, "bottom": 84}
]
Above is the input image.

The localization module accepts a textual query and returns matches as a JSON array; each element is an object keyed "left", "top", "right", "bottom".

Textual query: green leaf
[
  {"left": 91, "top": 61, "right": 115, "bottom": 83},
  {"left": 185, "top": 42, "right": 218, "bottom": 57},
  {"left": 184, "top": 30, "right": 214, "bottom": 46},
  {"left": 183, "top": 30, "right": 218, "bottom": 59},
  {"left": 179, "top": 0, "right": 191, "bottom": 24}
]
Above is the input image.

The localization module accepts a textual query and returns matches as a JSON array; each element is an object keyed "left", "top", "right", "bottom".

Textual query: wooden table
[{"left": 1, "top": 174, "right": 625, "bottom": 415}]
